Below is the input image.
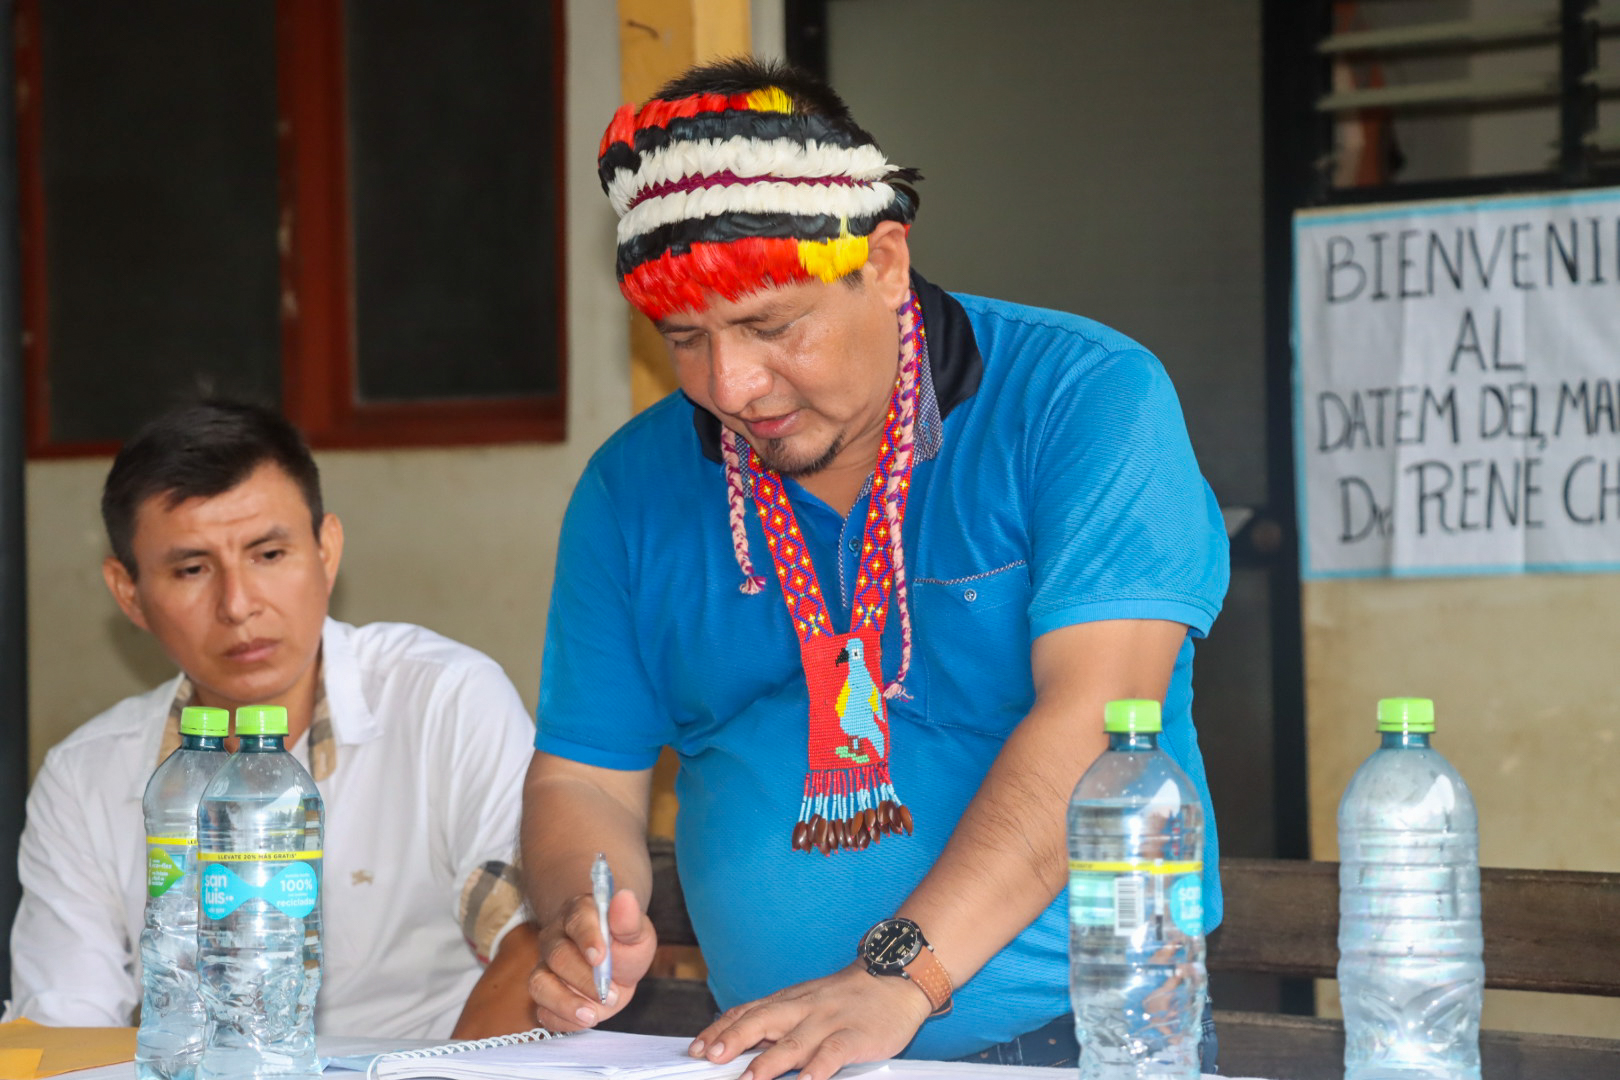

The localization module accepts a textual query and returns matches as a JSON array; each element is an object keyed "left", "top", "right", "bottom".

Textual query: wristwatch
[{"left": 857, "top": 917, "right": 953, "bottom": 1016}]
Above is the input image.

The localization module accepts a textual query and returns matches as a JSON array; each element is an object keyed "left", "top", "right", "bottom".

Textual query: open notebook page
[{"left": 353, "top": 1030, "right": 760, "bottom": 1080}]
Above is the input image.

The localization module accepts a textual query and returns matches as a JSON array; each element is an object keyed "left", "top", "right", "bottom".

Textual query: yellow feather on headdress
[
  {"left": 798, "top": 221, "right": 869, "bottom": 282},
  {"left": 746, "top": 87, "right": 794, "bottom": 113}
]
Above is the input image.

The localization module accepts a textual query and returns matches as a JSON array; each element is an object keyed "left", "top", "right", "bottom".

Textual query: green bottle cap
[
  {"left": 179, "top": 706, "right": 229, "bottom": 738},
  {"left": 235, "top": 705, "right": 289, "bottom": 736},
  {"left": 1377, "top": 697, "right": 1435, "bottom": 734},
  {"left": 1104, "top": 699, "right": 1162, "bottom": 734}
]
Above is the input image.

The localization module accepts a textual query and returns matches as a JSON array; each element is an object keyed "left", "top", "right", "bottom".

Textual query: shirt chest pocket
[{"left": 909, "top": 561, "right": 1035, "bottom": 736}]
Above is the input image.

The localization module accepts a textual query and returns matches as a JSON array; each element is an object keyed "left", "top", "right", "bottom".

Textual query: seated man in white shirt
[{"left": 5, "top": 400, "right": 540, "bottom": 1040}]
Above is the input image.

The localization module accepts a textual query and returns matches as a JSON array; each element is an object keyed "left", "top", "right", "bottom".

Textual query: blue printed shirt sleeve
[
  {"left": 1026, "top": 348, "right": 1229, "bottom": 639},
  {"left": 536, "top": 462, "right": 673, "bottom": 770}
]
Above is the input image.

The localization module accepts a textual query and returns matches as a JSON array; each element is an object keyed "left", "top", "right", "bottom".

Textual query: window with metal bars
[{"left": 1306, "top": 0, "right": 1620, "bottom": 204}]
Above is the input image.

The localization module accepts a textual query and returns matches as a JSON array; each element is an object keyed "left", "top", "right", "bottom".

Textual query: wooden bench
[
  {"left": 1209, "top": 858, "right": 1620, "bottom": 1080},
  {"left": 608, "top": 843, "right": 1620, "bottom": 1078}
]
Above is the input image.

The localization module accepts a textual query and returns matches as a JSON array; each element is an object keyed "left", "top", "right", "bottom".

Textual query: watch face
[{"left": 862, "top": 919, "right": 922, "bottom": 974}]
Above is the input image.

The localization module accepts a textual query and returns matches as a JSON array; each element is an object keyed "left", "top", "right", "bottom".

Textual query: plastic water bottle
[
  {"left": 1068, "top": 700, "right": 1206, "bottom": 1080},
  {"left": 1338, "top": 698, "right": 1481, "bottom": 1080},
  {"left": 137, "top": 706, "right": 230, "bottom": 1080},
  {"left": 196, "top": 705, "right": 324, "bottom": 1080}
]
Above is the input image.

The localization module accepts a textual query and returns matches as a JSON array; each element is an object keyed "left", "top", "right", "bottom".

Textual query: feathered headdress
[
  {"left": 596, "top": 77, "right": 925, "bottom": 712},
  {"left": 597, "top": 86, "right": 920, "bottom": 320}
]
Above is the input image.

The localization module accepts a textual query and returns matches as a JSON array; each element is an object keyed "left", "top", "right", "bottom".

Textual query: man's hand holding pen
[{"left": 527, "top": 861, "right": 658, "bottom": 1033}]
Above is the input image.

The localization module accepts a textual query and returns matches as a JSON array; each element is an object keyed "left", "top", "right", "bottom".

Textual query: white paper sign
[{"left": 1294, "top": 188, "right": 1620, "bottom": 579}]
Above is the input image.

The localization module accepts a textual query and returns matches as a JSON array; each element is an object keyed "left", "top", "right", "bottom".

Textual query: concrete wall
[
  {"left": 1306, "top": 577, "right": 1620, "bottom": 1037},
  {"left": 24, "top": 0, "right": 630, "bottom": 777},
  {"left": 749, "top": 0, "right": 783, "bottom": 59}
]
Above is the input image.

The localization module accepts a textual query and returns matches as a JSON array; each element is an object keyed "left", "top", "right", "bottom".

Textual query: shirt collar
[
  {"left": 689, "top": 269, "right": 984, "bottom": 465},
  {"left": 316, "top": 617, "right": 382, "bottom": 751},
  {"left": 154, "top": 617, "right": 378, "bottom": 781}
]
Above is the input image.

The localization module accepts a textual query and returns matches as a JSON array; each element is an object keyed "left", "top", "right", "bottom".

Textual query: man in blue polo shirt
[{"left": 519, "top": 58, "right": 1228, "bottom": 1077}]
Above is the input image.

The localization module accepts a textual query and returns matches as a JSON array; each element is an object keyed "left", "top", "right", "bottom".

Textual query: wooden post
[
  {"left": 617, "top": 0, "right": 751, "bottom": 416},
  {"left": 615, "top": 1, "right": 750, "bottom": 849}
]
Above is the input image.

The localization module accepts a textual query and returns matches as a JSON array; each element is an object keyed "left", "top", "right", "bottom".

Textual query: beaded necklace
[{"left": 722, "top": 290, "right": 925, "bottom": 854}]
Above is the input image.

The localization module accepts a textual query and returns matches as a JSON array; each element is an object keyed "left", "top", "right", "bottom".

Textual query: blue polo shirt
[{"left": 537, "top": 275, "right": 1228, "bottom": 1059}]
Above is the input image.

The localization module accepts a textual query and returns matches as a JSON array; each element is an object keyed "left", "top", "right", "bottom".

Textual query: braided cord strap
[
  {"left": 720, "top": 429, "right": 768, "bottom": 594},
  {"left": 882, "top": 298, "right": 923, "bottom": 698}
]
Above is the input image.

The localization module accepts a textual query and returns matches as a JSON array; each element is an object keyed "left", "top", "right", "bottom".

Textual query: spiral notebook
[{"left": 340, "top": 1028, "right": 760, "bottom": 1080}]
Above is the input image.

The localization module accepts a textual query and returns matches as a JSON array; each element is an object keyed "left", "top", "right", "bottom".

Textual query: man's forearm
[
  {"left": 519, "top": 754, "right": 655, "bottom": 924},
  {"left": 895, "top": 698, "right": 1096, "bottom": 982},
  {"left": 453, "top": 922, "right": 542, "bottom": 1039},
  {"left": 895, "top": 619, "right": 1186, "bottom": 992}
]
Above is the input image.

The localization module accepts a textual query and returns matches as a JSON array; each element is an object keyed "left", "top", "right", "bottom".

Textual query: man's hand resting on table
[
  {"left": 528, "top": 886, "right": 658, "bottom": 1031},
  {"left": 688, "top": 963, "right": 934, "bottom": 1080}
]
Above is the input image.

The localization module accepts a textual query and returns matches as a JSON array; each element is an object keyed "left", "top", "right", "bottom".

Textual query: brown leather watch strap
[{"left": 903, "top": 942, "right": 953, "bottom": 1016}]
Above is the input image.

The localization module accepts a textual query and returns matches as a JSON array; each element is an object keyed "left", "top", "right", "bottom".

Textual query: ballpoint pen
[{"left": 590, "top": 852, "right": 613, "bottom": 1004}]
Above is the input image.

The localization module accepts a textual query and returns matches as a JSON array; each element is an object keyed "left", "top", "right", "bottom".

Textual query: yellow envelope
[{"left": 0, "top": 1018, "right": 136, "bottom": 1079}]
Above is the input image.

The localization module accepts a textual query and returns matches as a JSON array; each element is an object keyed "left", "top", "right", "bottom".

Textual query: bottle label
[
  {"left": 199, "top": 852, "right": 322, "bottom": 920},
  {"left": 1069, "top": 860, "right": 1203, "bottom": 937},
  {"left": 1168, "top": 874, "right": 1203, "bottom": 936},
  {"left": 145, "top": 835, "right": 194, "bottom": 898},
  {"left": 1069, "top": 871, "right": 1117, "bottom": 928}
]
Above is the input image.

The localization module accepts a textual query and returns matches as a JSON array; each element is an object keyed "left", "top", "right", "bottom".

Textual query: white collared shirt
[{"left": 5, "top": 618, "right": 535, "bottom": 1039}]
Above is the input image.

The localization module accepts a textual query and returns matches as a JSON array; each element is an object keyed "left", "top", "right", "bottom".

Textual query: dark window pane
[
  {"left": 345, "top": 0, "right": 562, "bottom": 403},
  {"left": 40, "top": 0, "right": 282, "bottom": 444}
]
